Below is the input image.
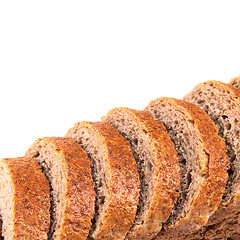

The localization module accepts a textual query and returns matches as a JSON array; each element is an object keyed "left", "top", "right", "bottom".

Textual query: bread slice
[
  {"left": 25, "top": 137, "right": 95, "bottom": 240},
  {"left": 102, "top": 107, "right": 180, "bottom": 240},
  {"left": 0, "top": 157, "right": 50, "bottom": 240},
  {"left": 145, "top": 97, "right": 229, "bottom": 240},
  {"left": 65, "top": 121, "right": 140, "bottom": 240},
  {"left": 183, "top": 80, "right": 240, "bottom": 239}
]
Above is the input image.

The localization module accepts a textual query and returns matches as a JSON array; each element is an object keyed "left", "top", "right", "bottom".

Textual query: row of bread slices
[{"left": 1, "top": 76, "right": 240, "bottom": 240}]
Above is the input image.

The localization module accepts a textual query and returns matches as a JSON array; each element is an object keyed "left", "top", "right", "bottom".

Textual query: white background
[{"left": 0, "top": 1, "right": 240, "bottom": 158}]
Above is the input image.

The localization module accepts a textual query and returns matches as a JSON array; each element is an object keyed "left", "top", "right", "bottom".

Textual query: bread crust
[
  {"left": 102, "top": 107, "right": 180, "bottom": 240},
  {"left": 145, "top": 98, "right": 229, "bottom": 240},
  {"left": 183, "top": 80, "right": 240, "bottom": 239},
  {"left": 25, "top": 137, "right": 95, "bottom": 240},
  {"left": 229, "top": 75, "right": 240, "bottom": 88},
  {"left": 65, "top": 121, "right": 140, "bottom": 240},
  {"left": 0, "top": 157, "right": 50, "bottom": 239}
]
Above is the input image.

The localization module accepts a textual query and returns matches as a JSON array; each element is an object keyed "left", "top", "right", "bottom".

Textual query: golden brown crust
[
  {"left": 183, "top": 80, "right": 240, "bottom": 239},
  {"left": 0, "top": 157, "right": 50, "bottom": 239},
  {"left": 65, "top": 121, "right": 140, "bottom": 240},
  {"left": 102, "top": 107, "right": 180, "bottom": 240},
  {"left": 145, "top": 98, "right": 229, "bottom": 240},
  {"left": 25, "top": 137, "right": 95, "bottom": 240}
]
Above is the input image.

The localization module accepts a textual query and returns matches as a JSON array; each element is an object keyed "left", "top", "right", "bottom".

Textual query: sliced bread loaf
[
  {"left": 65, "top": 121, "right": 140, "bottom": 240},
  {"left": 183, "top": 80, "right": 240, "bottom": 239},
  {"left": 0, "top": 157, "right": 50, "bottom": 240},
  {"left": 145, "top": 97, "right": 229, "bottom": 240},
  {"left": 102, "top": 107, "right": 180, "bottom": 240},
  {"left": 25, "top": 137, "right": 95, "bottom": 240}
]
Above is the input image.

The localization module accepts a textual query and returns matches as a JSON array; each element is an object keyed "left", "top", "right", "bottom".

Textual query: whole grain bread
[
  {"left": 0, "top": 157, "right": 50, "bottom": 240},
  {"left": 183, "top": 80, "right": 240, "bottom": 239},
  {"left": 145, "top": 97, "right": 229, "bottom": 240},
  {"left": 102, "top": 107, "right": 180, "bottom": 240},
  {"left": 25, "top": 137, "right": 95, "bottom": 240},
  {"left": 65, "top": 121, "right": 140, "bottom": 240}
]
